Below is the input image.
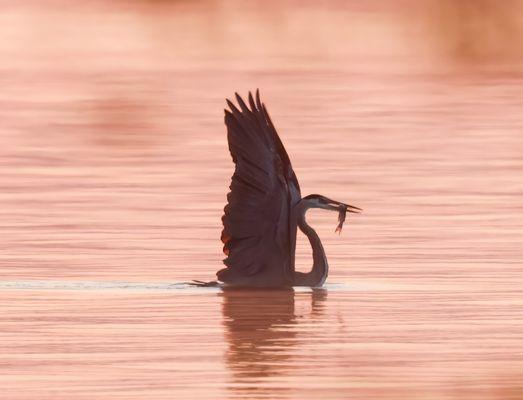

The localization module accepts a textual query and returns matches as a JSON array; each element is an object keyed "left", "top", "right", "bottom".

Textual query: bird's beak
[
  {"left": 321, "top": 197, "right": 361, "bottom": 214},
  {"left": 319, "top": 197, "right": 362, "bottom": 234}
]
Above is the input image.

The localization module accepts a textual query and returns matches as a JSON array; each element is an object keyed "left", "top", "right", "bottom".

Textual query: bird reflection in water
[{"left": 220, "top": 288, "right": 327, "bottom": 397}]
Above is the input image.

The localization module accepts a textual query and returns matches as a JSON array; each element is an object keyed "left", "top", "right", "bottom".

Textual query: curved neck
[{"left": 293, "top": 200, "right": 329, "bottom": 287}]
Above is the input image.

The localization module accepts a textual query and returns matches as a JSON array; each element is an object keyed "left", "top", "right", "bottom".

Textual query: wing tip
[
  {"left": 226, "top": 90, "right": 263, "bottom": 112},
  {"left": 234, "top": 92, "right": 241, "bottom": 104},
  {"left": 255, "top": 89, "right": 262, "bottom": 110}
]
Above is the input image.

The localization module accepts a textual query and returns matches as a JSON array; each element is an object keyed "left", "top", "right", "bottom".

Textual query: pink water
[{"left": 1, "top": 1, "right": 523, "bottom": 399}]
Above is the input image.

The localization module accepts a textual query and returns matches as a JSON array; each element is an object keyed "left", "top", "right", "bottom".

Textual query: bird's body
[{"left": 214, "top": 91, "right": 360, "bottom": 288}]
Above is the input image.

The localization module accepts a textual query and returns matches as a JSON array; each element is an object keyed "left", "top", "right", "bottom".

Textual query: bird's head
[{"left": 303, "top": 194, "right": 361, "bottom": 234}]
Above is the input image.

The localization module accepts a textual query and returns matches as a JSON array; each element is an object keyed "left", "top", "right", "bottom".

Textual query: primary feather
[{"left": 217, "top": 90, "right": 301, "bottom": 287}]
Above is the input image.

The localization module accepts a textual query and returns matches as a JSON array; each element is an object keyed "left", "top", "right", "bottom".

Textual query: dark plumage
[{"left": 215, "top": 90, "right": 360, "bottom": 288}]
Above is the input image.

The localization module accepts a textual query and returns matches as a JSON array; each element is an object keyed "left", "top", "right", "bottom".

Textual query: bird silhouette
[{"left": 195, "top": 90, "right": 360, "bottom": 288}]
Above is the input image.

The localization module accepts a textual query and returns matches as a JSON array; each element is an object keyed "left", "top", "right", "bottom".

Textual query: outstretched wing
[{"left": 218, "top": 90, "right": 301, "bottom": 285}]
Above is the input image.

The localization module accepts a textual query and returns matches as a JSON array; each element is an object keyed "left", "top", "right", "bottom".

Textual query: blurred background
[
  {"left": 1, "top": 1, "right": 523, "bottom": 399},
  {"left": 2, "top": 0, "right": 522, "bottom": 282}
]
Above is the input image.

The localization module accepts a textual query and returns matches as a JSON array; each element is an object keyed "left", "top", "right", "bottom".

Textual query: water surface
[{"left": 1, "top": 1, "right": 523, "bottom": 399}]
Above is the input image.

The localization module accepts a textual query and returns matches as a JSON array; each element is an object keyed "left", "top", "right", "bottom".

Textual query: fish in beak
[{"left": 318, "top": 195, "right": 362, "bottom": 234}]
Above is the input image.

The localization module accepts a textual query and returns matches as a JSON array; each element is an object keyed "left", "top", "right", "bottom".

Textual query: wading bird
[{"left": 196, "top": 91, "right": 360, "bottom": 288}]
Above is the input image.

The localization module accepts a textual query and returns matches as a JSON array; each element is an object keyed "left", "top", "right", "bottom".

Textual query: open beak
[{"left": 320, "top": 196, "right": 362, "bottom": 234}]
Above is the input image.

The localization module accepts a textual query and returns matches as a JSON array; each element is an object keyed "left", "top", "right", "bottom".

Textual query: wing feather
[{"left": 218, "top": 91, "right": 300, "bottom": 285}]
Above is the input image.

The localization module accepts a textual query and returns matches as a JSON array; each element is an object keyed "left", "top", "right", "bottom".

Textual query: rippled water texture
[{"left": 2, "top": 1, "right": 523, "bottom": 399}]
